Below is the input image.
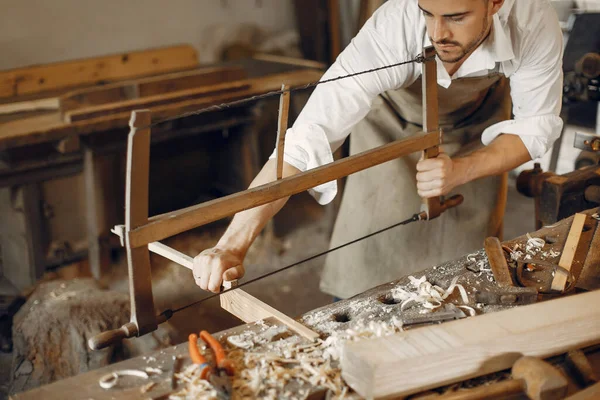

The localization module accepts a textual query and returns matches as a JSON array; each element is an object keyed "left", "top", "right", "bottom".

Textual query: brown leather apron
[{"left": 320, "top": 69, "right": 512, "bottom": 299}]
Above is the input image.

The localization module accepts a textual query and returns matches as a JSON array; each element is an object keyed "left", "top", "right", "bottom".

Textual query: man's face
[{"left": 418, "top": 0, "right": 492, "bottom": 64}]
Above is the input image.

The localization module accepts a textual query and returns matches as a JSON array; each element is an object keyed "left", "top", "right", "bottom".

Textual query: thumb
[{"left": 223, "top": 264, "right": 245, "bottom": 282}]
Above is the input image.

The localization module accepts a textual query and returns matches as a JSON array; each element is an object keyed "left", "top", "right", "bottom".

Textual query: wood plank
[
  {"left": 59, "top": 66, "right": 246, "bottom": 114},
  {"left": 0, "top": 45, "right": 198, "bottom": 98},
  {"left": 276, "top": 84, "right": 290, "bottom": 180},
  {"left": 552, "top": 213, "right": 587, "bottom": 291},
  {"left": 220, "top": 288, "right": 319, "bottom": 341},
  {"left": 64, "top": 81, "right": 252, "bottom": 123},
  {"left": 566, "top": 382, "right": 600, "bottom": 400},
  {"left": 0, "top": 98, "right": 59, "bottom": 115},
  {"left": 128, "top": 131, "right": 440, "bottom": 248},
  {"left": 340, "top": 290, "right": 600, "bottom": 399},
  {"left": 124, "top": 110, "right": 156, "bottom": 335},
  {"left": 0, "top": 69, "right": 323, "bottom": 150}
]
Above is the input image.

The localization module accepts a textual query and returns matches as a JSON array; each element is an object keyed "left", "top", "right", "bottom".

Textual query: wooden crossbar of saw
[{"left": 89, "top": 46, "right": 464, "bottom": 350}]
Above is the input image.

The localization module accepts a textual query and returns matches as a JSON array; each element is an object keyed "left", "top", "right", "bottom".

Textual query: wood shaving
[
  {"left": 173, "top": 318, "right": 403, "bottom": 399},
  {"left": 391, "top": 275, "right": 469, "bottom": 312}
]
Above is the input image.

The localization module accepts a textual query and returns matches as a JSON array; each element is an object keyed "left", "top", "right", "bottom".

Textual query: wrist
[{"left": 453, "top": 157, "right": 474, "bottom": 187}]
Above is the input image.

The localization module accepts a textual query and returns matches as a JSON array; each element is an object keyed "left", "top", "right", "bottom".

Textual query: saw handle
[
  {"left": 420, "top": 194, "right": 464, "bottom": 220},
  {"left": 88, "top": 310, "right": 172, "bottom": 351},
  {"left": 88, "top": 322, "right": 138, "bottom": 351},
  {"left": 440, "top": 194, "right": 464, "bottom": 213}
]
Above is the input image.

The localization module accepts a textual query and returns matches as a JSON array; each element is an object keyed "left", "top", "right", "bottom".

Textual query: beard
[{"left": 431, "top": 15, "right": 489, "bottom": 64}]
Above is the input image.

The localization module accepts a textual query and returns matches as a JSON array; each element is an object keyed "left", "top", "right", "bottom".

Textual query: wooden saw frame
[{"left": 89, "top": 46, "right": 464, "bottom": 350}]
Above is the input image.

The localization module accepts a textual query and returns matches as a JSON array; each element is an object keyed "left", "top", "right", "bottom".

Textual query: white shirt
[{"left": 269, "top": 0, "right": 564, "bottom": 205}]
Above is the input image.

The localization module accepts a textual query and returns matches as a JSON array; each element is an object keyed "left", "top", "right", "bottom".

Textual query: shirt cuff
[
  {"left": 268, "top": 124, "right": 338, "bottom": 205},
  {"left": 481, "top": 115, "right": 563, "bottom": 159}
]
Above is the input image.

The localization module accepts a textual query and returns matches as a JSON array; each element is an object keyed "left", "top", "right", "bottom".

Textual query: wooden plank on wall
[
  {"left": 59, "top": 66, "right": 246, "bottom": 114},
  {"left": 0, "top": 44, "right": 198, "bottom": 98},
  {"left": 341, "top": 290, "right": 600, "bottom": 399}
]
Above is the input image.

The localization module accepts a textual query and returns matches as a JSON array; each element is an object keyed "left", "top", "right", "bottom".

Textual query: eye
[{"left": 449, "top": 16, "right": 465, "bottom": 23}]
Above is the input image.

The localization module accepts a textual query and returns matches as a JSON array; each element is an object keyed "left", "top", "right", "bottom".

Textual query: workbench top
[{"left": 10, "top": 209, "right": 600, "bottom": 400}]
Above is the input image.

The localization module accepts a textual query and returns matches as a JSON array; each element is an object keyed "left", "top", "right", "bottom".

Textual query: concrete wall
[{"left": 0, "top": 0, "right": 296, "bottom": 70}]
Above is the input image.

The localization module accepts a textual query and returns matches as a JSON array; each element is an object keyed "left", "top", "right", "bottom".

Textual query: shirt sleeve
[
  {"left": 481, "top": 4, "right": 564, "bottom": 160},
  {"left": 268, "top": 4, "right": 421, "bottom": 205}
]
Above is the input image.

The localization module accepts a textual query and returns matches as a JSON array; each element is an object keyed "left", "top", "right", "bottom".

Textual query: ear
[{"left": 488, "top": 0, "right": 505, "bottom": 15}]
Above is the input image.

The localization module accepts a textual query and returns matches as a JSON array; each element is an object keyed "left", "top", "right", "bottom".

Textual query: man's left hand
[{"left": 416, "top": 150, "right": 463, "bottom": 198}]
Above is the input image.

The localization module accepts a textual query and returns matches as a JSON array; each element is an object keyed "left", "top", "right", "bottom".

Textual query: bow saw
[{"left": 89, "top": 46, "right": 463, "bottom": 350}]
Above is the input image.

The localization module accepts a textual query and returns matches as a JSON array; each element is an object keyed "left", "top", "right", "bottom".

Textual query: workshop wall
[{"left": 0, "top": 0, "right": 297, "bottom": 70}]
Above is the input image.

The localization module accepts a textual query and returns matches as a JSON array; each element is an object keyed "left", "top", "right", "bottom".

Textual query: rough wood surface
[
  {"left": 0, "top": 45, "right": 198, "bottom": 98},
  {"left": 341, "top": 290, "right": 600, "bottom": 399}
]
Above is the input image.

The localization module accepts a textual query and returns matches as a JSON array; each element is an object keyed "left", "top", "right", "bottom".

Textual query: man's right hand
[{"left": 193, "top": 248, "right": 245, "bottom": 293}]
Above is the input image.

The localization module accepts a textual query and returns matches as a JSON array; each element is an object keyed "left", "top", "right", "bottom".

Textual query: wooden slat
[
  {"left": 128, "top": 131, "right": 440, "bottom": 248},
  {"left": 0, "top": 98, "right": 59, "bottom": 115},
  {"left": 421, "top": 46, "right": 442, "bottom": 219},
  {"left": 124, "top": 110, "right": 156, "bottom": 335},
  {"left": 551, "top": 213, "right": 587, "bottom": 291},
  {"left": 276, "top": 84, "right": 290, "bottom": 180},
  {"left": 64, "top": 81, "right": 251, "bottom": 123},
  {"left": 0, "top": 44, "right": 198, "bottom": 98},
  {"left": 340, "top": 290, "right": 600, "bottom": 399},
  {"left": 0, "top": 69, "right": 323, "bottom": 150},
  {"left": 220, "top": 288, "right": 319, "bottom": 341},
  {"left": 59, "top": 66, "right": 246, "bottom": 114}
]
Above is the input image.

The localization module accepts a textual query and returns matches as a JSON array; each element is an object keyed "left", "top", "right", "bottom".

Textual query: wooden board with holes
[
  {"left": 0, "top": 45, "right": 198, "bottom": 99},
  {"left": 0, "top": 69, "right": 324, "bottom": 150},
  {"left": 59, "top": 66, "right": 246, "bottom": 114}
]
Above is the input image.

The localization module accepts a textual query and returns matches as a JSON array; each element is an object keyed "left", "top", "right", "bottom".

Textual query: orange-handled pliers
[{"left": 189, "top": 330, "right": 234, "bottom": 398}]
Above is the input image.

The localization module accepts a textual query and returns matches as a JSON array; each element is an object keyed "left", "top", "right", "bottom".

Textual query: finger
[
  {"left": 199, "top": 257, "right": 213, "bottom": 291},
  {"left": 223, "top": 264, "right": 245, "bottom": 282},
  {"left": 416, "top": 169, "right": 444, "bottom": 183},
  {"left": 417, "top": 179, "right": 442, "bottom": 192},
  {"left": 416, "top": 158, "right": 442, "bottom": 172},
  {"left": 208, "top": 264, "right": 227, "bottom": 293},
  {"left": 418, "top": 188, "right": 444, "bottom": 198}
]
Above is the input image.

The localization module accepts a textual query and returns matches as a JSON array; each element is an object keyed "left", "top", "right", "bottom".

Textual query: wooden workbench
[
  {"left": 10, "top": 208, "right": 600, "bottom": 400},
  {"left": 0, "top": 57, "right": 323, "bottom": 296}
]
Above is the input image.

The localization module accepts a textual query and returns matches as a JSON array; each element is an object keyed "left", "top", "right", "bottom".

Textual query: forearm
[
  {"left": 454, "top": 134, "right": 532, "bottom": 186},
  {"left": 216, "top": 159, "right": 301, "bottom": 257}
]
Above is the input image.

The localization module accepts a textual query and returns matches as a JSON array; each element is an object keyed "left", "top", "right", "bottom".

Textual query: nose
[{"left": 431, "top": 18, "right": 450, "bottom": 43}]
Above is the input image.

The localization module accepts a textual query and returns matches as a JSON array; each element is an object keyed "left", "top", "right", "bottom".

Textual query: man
[{"left": 193, "top": 0, "right": 564, "bottom": 299}]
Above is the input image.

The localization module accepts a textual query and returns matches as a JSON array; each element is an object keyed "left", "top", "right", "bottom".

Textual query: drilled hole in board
[
  {"left": 333, "top": 313, "right": 351, "bottom": 323},
  {"left": 545, "top": 235, "right": 558, "bottom": 244}
]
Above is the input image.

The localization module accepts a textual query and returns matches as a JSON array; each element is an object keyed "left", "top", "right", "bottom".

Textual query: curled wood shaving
[{"left": 392, "top": 275, "right": 469, "bottom": 312}]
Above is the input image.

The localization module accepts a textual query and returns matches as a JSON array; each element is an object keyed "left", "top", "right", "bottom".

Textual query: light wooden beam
[
  {"left": 220, "top": 285, "right": 319, "bottom": 342},
  {"left": 128, "top": 130, "right": 440, "bottom": 248},
  {"left": 341, "top": 290, "right": 600, "bottom": 399},
  {"left": 552, "top": 213, "right": 587, "bottom": 291}
]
